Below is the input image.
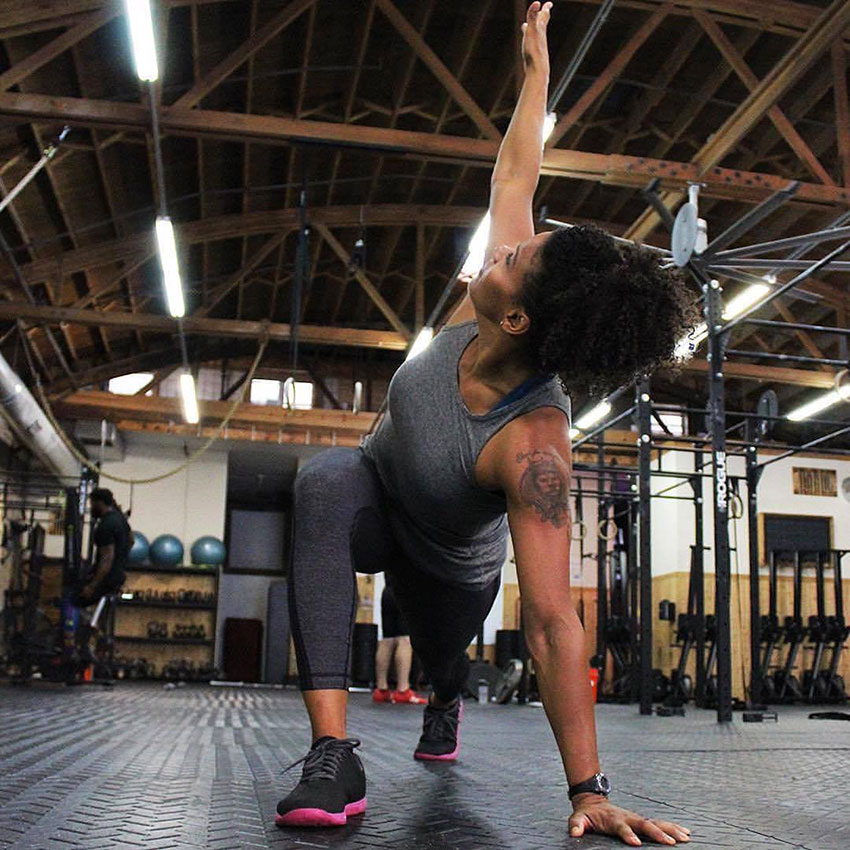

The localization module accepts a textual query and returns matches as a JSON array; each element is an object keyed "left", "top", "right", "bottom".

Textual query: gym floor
[{"left": 0, "top": 684, "right": 846, "bottom": 850}]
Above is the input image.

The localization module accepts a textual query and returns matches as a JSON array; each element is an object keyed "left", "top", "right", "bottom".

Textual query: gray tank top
[{"left": 362, "top": 321, "right": 571, "bottom": 589}]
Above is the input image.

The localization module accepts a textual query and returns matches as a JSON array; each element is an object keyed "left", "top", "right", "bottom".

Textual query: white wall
[
  {"left": 100, "top": 446, "right": 228, "bottom": 548},
  {"left": 649, "top": 449, "right": 850, "bottom": 578}
]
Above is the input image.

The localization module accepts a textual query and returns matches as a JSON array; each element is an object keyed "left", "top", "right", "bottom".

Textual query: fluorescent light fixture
[
  {"left": 124, "top": 0, "right": 159, "bottom": 81},
  {"left": 787, "top": 384, "right": 850, "bottom": 422},
  {"left": 574, "top": 399, "right": 612, "bottom": 431},
  {"left": 568, "top": 427, "right": 580, "bottom": 440},
  {"left": 155, "top": 216, "right": 185, "bottom": 318},
  {"left": 460, "top": 212, "right": 491, "bottom": 278},
  {"left": 542, "top": 112, "right": 557, "bottom": 144},
  {"left": 179, "top": 372, "right": 199, "bottom": 424},
  {"left": 675, "top": 281, "right": 773, "bottom": 360},
  {"left": 406, "top": 326, "right": 434, "bottom": 360},
  {"left": 722, "top": 282, "right": 770, "bottom": 320}
]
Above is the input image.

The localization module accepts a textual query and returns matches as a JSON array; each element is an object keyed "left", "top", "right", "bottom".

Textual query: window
[
  {"left": 289, "top": 380, "right": 313, "bottom": 410},
  {"left": 651, "top": 410, "right": 685, "bottom": 437},
  {"left": 245, "top": 378, "right": 314, "bottom": 409},
  {"left": 250, "top": 379, "right": 282, "bottom": 406},
  {"left": 108, "top": 373, "right": 153, "bottom": 395}
]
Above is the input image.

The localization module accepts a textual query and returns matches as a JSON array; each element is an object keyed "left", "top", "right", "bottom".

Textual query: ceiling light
[
  {"left": 406, "top": 326, "right": 434, "bottom": 361},
  {"left": 787, "top": 379, "right": 850, "bottom": 422},
  {"left": 542, "top": 112, "right": 557, "bottom": 144},
  {"left": 124, "top": 0, "right": 159, "bottom": 82},
  {"left": 574, "top": 399, "right": 612, "bottom": 431},
  {"left": 722, "top": 282, "right": 770, "bottom": 320},
  {"left": 674, "top": 281, "right": 772, "bottom": 360},
  {"left": 179, "top": 372, "right": 199, "bottom": 424},
  {"left": 787, "top": 389, "right": 843, "bottom": 422},
  {"left": 568, "top": 427, "right": 580, "bottom": 440},
  {"left": 155, "top": 217, "right": 185, "bottom": 318},
  {"left": 460, "top": 212, "right": 491, "bottom": 278}
]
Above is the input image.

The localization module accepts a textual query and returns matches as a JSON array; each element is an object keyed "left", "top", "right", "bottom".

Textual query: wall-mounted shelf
[
  {"left": 118, "top": 599, "right": 216, "bottom": 611},
  {"left": 114, "top": 635, "right": 213, "bottom": 647}
]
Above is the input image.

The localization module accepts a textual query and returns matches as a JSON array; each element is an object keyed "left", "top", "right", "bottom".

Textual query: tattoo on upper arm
[{"left": 515, "top": 449, "right": 570, "bottom": 528}]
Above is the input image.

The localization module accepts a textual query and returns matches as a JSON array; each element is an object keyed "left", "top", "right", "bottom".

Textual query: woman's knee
[{"left": 295, "top": 447, "right": 357, "bottom": 499}]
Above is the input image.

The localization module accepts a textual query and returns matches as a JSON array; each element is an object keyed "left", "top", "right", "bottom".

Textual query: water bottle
[{"left": 477, "top": 677, "right": 489, "bottom": 705}]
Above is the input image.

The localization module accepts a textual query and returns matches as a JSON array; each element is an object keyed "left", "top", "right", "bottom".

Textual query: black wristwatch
[{"left": 569, "top": 772, "right": 611, "bottom": 799}]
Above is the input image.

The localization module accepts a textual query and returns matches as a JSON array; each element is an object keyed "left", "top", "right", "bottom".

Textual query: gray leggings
[{"left": 289, "top": 447, "right": 500, "bottom": 702}]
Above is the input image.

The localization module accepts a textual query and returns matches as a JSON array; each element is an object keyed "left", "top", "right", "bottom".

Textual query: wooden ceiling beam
[
  {"left": 694, "top": 10, "right": 835, "bottom": 186},
  {"left": 1, "top": 300, "right": 409, "bottom": 351},
  {"left": 52, "top": 389, "right": 376, "bottom": 435},
  {"left": 0, "top": 7, "right": 118, "bottom": 91},
  {"left": 677, "top": 358, "right": 837, "bottom": 389},
  {"left": 547, "top": 3, "right": 673, "bottom": 148},
  {"left": 3, "top": 92, "right": 848, "bottom": 208},
  {"left": 374, "top": 0, "right": 500, "bottom": 141},
  {"left": 832, "top": 41, "right": 850, "bottom": 188},
  {"left": 625, "top": 0, "right": 850, "bottom": 241},
  {"left": 10, "top": 204, "right": 483, "bottom": 285},
  {"left": 172, "top": 0, "right": 316, "bottom": 109},
  {"left": 196, "top": 231, "right": 289, "bottom": 317},
  {"left": 0, "top": 0, "right": 839, "bottom": 41},
  {"left": 314, "top": 223, "right": 412, "bottom": 340}
]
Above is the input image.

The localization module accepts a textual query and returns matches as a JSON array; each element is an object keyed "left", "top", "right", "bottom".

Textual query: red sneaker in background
[
  {"left": 372, "top": 688, "right": 393, "bottom": 703},
  {"left": 391, "top": 689, "right": 427, "bottom": 705}
]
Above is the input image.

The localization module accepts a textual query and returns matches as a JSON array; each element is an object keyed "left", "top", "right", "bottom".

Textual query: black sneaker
[
  {"left": 414, "top": 698, "right": 463, "bottom": 761},
  {"left": 275, "top": 737, "right": 367, "bottom": 827}
]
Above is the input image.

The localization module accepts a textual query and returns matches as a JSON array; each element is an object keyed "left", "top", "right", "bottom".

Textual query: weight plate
[{"left": 672, "top": 202, "right": 698, "bottom": 267}]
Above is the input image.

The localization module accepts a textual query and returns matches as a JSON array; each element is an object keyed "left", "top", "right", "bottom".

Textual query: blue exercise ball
[
  {"left": 190, "top": 536, "right": 226, "bottom": 566},
  {"left": 128, "top": 531, "right": 150, "bottom": 565},
  {"left": 149, "top": 534, "right": 184, "bottom": 568}
]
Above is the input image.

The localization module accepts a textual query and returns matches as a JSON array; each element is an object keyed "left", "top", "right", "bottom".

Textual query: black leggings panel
[{"left": 288, "top": 447, "right": 499, "bottom": 702}]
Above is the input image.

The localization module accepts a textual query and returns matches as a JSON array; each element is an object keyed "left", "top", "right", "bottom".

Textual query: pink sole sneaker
[
  {"left": 414, "top": 745, "right": 459, "bottom": 762},
  {"left": 275, "top": 796, "right": 367, "bottom": 827},
  {"left": 413, "top": 702, "right": 463, "bottom": 762}
]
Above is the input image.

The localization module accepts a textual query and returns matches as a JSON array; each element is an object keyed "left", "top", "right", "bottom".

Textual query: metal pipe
[
  {"left": 725, "top": 349, "right": 849, "bottom": 368},
  {"left": 547, "top": 0, "right": 616, "bottom": 113},
  {"left": 738, "top": 318, "right": 850, "bottom": 336},
  {"left": 710, "top": 258, "right": 850, "bottom": 271},
  {"left": 757, "top": 425, "right": 850, "bottom": 470},
  {"left": 543, "top": 217, "right": 672, "bottom": 255},
  {"left": 705, "top": 279, "right": 733, "bottom": 723},
  {"left": 0, "top": 352, "right": 80, "bottom": 480},
  {"left": 745, "top": 423, "right": 762, "bottom": 707},
  {"left": 652, "top": 403, "right": 850, "bottom": 429},
  {"left": 722, "top": 236, "right": 850, "bottom": 335},
  {"left": 701, "top": 182, "right": 799, "bottom": 259},
  {"left": 0, "top": 126, "right": 70, "bottom": 215},
  {"left": 571, "top": 404, "right": 636, "bottom": 450},
  {"left": 636, "top": 378, "right": 653, "bottom": 716},
  {"left": 709, "top": 224, "right": 850, "bottom": 260}
]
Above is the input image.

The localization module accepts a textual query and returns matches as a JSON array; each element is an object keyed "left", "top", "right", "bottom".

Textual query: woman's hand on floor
[{"left": 569, "top": 794, "right": 691, "bottom": 845}]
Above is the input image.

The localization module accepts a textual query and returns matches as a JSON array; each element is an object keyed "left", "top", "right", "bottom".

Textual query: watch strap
[{"left": 568, "top": 772, "right": 611, "bottom": 798}]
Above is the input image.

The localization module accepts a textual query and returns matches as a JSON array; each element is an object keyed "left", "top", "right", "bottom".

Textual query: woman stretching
[{"left": 278, "top": 3, "right": 693, "bottom": 845}]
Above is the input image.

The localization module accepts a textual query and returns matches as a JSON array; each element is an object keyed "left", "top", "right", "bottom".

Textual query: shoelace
[
  {"left": 421, "top": 703, "right": 459, "bottom": 742},
  {"left": 282, "top": 737, "right": 361, "bottom": 782}
]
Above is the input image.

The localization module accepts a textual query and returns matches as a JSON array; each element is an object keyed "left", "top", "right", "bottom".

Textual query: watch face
[{"left": 598, "top": 774, "right": 612, "bottom": 794}]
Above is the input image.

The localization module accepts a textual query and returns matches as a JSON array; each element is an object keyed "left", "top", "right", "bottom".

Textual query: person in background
[
  {"left": 372, "top": 585, "right": 427, "bottom": 705},
  {"left": 75, "top": 488, "right": 131, "bottom": 607}
]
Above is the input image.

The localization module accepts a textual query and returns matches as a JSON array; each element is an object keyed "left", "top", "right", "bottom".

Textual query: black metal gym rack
[{"left": 563, "top": 180, "right": 850, "bottom": 722}]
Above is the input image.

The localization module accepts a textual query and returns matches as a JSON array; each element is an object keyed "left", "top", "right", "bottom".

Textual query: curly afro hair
[{"left": 521, "top": 224, "right": 698, "bottom": 396}]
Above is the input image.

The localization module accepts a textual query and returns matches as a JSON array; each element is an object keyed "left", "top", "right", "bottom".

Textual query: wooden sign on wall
[{"left": 792, "top": 467, "right": 837, "bottom": 497}]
